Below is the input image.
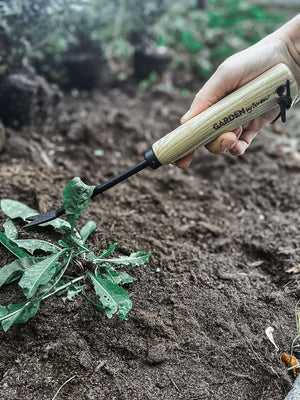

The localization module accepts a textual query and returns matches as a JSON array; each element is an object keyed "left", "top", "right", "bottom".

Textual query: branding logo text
[{"left": 213, "top": 95, "right": 270, "bottom": 130}]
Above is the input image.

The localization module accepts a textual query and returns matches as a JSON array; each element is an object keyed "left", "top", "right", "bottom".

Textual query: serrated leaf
[
  {"left": 0, "top": 257, "right": 47, "bottom": 287},
  {"left": 80, "top": 220, "right": 97, "bottom": 243},
  {"left": 62, "top": 177, "right": 96, "bottom": 231},
  {"left": 99, "top": 243, "right": 117, "bottom": 258},
  {"left": 88, "top": 272, "right": 132, "bottom": 319},
  {"left": 3, "top": 220, "right": 18, "bottom": 240},
  {"left": 103, "top": 269, "right": 134, "bottom": 285},
  {"left": 0, "top": 300, "right": 41, "bottom": 331},
  {"left": 61, "top": 284, "right": 82, "bottom": 302},
  {"left": 19, "top": 250, "right": 66, "bottom": 298},
  {"left": 1, "top": 199, "right": 71, "bottom": 231},
  {"left": 0, "top": 232, "right": 30, "bottom": 258},
  {"left": 14, "top": 239, "right": 61, "bottom": 255},
  {"left": 100, "top": 251, "right": 150, "bottom": 267}
]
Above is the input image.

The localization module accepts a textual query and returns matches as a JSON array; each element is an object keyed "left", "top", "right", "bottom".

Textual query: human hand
[{"left": 176, "top": 15, "right": 300, "bottom": 168}]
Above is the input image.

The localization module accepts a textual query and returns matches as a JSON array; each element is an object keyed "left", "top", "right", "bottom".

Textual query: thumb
[{"left": 181, "top": 64, "right": 242, "bottom": 124}]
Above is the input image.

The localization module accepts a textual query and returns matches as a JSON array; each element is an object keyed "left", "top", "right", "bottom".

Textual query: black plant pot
[
  {"left": 63, "top": 49, "right": 104, "bottom": 90},
  {"left": 133, "top": 49, "right": 172, "bottom": 80}
]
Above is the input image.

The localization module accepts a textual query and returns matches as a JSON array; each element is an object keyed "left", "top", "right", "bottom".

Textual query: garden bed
[{"left": 0, "top": 85, "right": 300, "bottom": 399}]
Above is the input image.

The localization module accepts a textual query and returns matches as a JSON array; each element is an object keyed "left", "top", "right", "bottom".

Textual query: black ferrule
[{"left": 144, "top": 148, "right": 162, "bottom": 169}]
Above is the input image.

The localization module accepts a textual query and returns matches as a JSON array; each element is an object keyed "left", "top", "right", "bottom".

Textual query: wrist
[{"left": 270, "top": 15, "right": 300, "bottom": 85}]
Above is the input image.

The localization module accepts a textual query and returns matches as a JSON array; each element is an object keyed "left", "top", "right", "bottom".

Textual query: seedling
[{"left": 0, "top": 177, "right": 149, "bottom": 331}]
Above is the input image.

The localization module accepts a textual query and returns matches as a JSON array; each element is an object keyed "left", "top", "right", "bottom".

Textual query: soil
[{"left": 0, "top": 84, "right": 300, "bottom": 400}]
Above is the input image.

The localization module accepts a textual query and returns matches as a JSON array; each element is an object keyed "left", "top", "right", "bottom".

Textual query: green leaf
[
  {"left": 19, "top": 250, "right": 66, "bottom": 298},
  {"left": 0, "top": 300, "right": 41, "bottom": 331},
  {"left": 84, "top": 295, "right": 103, "bottom": 311},
  {"left": 0, "top": 257, "right": 47, "bottom": 287},
  {"left": 103, "top": 269, "right": 134, "bottom": 285},
  {"left": 1, "top": 199, "right": 37, "bottom": 220},
  {"left": 62, "top": 177, "right": 96, "bottom": 231},
  {"left": 0, "top": 306, "right": 8, "bottom": 318},
  {"left": 100, "top": 251, "right": 150, "bottom": 267},
  {"left": 88, "top": 272, "right": 132, "bottom": 319},
  {"left": 14, "top": 239, "right": 61, "bottom": 255},
  {"left": 3, "top": 220, "right": 18, "bottom": 240},
  {"left": 0, "top": 232, "right": 30, "bottom": 258},
  {"left": 40, "top": 218, "right": 71, "bottom": 231},
  {"left": 61, "top": 283, "right": 82, "bottom": 302},
  {"left": 61, "top": 231, "right": 84, "bottom": 249},
  {"left": 1, "top": 199, "right": 71, "bottom": 231},
  {"left": 37, "top": 277, "right": 65, "bottom": 297},
  {"left": 80, "top": 220, "right": 97, "bottom": 243},
  {"left": 99, "top": 243, "right": 117, "bottom": 258}
]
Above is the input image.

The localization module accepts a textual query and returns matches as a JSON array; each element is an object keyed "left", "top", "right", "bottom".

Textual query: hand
[{"left": 176, "top": 15, "right": 300, "bottom": 168}]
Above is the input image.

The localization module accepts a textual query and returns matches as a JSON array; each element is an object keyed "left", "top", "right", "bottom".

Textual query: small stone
[
  {"left": 94, "top": 149, "right": 104, "bottom": 157},
  {"left": 79, "top": 351, "right": 92, "bottom": 370},
  {"left": 147, "top": 343, "right": 167, "bottom": 365},
  {"left": 95, "top": 360, "right": 107, "bottom": 372}
]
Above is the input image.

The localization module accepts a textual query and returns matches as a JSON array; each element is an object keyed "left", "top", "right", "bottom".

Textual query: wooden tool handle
[{"left": 152, "top": 63, "right": 298, "bottom": 165}]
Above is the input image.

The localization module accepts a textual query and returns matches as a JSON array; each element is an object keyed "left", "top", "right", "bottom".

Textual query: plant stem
[
  {"left": 0, "top": 276, "right": 86, "bottom": 323},
  {"left": 39, "top": 250, "right": 74, "bottom": 299},
  {"left": 42, "top": 275, "right": 85, "bottom": 300},
  {"left": 0, "top": 302, "right": 30, "bottom": 322}
]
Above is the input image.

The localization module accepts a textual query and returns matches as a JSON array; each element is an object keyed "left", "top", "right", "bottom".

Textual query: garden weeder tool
[{"left": 24, "top": 63, "right": 298, "bottom": 228}]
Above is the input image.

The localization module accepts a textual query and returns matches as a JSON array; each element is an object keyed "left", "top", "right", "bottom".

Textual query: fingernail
[
  {"left": 231, "top": 141, "right": 248, "bottom": 156},
  {"left": 181, "top": 109, "right": 193, "bottom": 123},
  {"left": 239, "top": 141, "right": 249, "bottom": 154},
  {"left": 221, "top": 139, "right": 234, "bottom": 151}
]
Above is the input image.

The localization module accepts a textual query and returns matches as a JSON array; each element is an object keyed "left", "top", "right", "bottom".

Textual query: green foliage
[
  {"left": 0, "top": 199, "right": 71, "bottom": 230},
  {"left": 139, "top": 72, "right": 160, "bottom": 90},
  {"left": 0, "top": 0, "right": 290, "bottom": 83},
  {"left": 88, "top": 272, "right": 132, "bottom": 319},
  {"left": 155, "top": 0, "right": 286, "bottom": 77},
  {"left": 0, "top": 177, "right": 150, "bottom": 331},
  {"left": 63, "top": 177, "right": 95, "bottom": 231}
]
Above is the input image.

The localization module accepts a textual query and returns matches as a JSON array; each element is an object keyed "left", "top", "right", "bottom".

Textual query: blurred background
[
  {"left": 0, "top": 0, "right": 299, "bottom": 128},
  {"left": 1, "top": 0, "right": 299, "bottom": 88}
]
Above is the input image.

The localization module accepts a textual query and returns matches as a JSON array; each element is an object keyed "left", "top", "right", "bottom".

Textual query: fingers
[
  {"left": 175, "top": 152, "right": 194, "bottom": 169},
  {"left": 205, "top": 127, "right": 242, "bottom": 154},
  {"left": 175, "top": 125, "right": 258, "bottom": 167},
  {"left": 181, "top": 62, "right": 241, "bottom": 124},
  {"left": 175, "top": 126, "right": 244, "bottom": 167},
  {"left": 229, "top": 130, "right": 258, "bottom": 156}
]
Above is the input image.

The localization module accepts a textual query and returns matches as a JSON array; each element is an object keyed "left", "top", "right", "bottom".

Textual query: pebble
[{"left": 147, "top": 343, "right": 167, "bottom": 365}]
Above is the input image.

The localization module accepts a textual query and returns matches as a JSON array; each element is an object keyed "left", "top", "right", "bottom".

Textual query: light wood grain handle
[{"left": 152, "top": 63, "right": 298, "bottom": 165}]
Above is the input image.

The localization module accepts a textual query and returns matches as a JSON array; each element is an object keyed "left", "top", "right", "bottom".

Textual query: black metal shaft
[{"left": 91, "top": 159, "right": 149, "bottom": 199}]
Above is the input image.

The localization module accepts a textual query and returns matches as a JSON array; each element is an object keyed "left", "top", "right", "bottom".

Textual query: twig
[
  {"left": 168, "top": 373, "right": 180, "bottom": 392},
  {"left": 278, "top": 247, "right": 300, "bottom": 255},
  {"left": 51, "top": 375, "right": 76, "bottom": 400}
]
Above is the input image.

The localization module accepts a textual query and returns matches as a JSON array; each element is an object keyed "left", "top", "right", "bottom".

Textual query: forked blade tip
[{"left": 23, "top": 220, "right": 39, "bottom": 229}]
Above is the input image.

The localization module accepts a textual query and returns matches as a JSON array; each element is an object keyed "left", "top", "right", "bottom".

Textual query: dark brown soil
[{"left": 0, "top": 85, "right": 300, "bottom": 400}]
